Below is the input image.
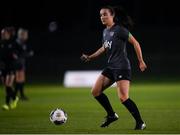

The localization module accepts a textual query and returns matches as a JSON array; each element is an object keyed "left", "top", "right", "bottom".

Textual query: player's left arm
[
  {"left": 128, "top": 33, "right": 147, "bottom": 72},
  {"left": 24, "top": 44, "right": 34, "bottom": 58}
]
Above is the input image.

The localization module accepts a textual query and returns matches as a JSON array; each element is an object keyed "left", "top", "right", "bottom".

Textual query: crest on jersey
[{"left": 110, "top": 32, "right": 114, "bottom": 36}]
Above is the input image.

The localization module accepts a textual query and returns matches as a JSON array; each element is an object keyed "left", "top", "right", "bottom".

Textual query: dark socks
[
  {"left": 5, "top": 95, "right": 10, "bottom": 105},
  {"left": 19, "top": 82, "right": 24, "bottom": 97},
  {"left": 122, "top": 98, "right": 143, "bottom": 124},
  {"left": 95, "top": 93, "right": 115, "bottom": 116},
  {"left": 5, "top": 86, "right": 16, "bottom": 104},
  {"left": 15, "top": 82, "right": 24, "bottom": 97}
]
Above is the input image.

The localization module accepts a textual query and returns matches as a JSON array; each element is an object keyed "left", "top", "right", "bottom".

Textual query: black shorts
[
  {"left": 101, "top": 68, "right": 131, "bottom": 82},
  {"left": 1, "top": 63, "right": 16, "bottom": 77},
  {"left": 14, "top": 59, "right": 26, "bottom": 71},
  {"left": 1, "top": 68, "right": 15, "bottom": 77}
]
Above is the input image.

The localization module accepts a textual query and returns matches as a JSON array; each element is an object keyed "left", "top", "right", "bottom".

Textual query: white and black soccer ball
[{"left": 50, "top": 108, "right": 67, "bottom": 125}]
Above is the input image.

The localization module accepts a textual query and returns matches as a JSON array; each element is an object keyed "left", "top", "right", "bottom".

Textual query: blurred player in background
[
  {"left": 14, "top": 28, "right": 33, "bottom": 100},
  {"left": 81, "top": 6, "right": 147, "bottom": 129},
  {"left": 0, "top": 27, "right": 19, "bottom": 110}
]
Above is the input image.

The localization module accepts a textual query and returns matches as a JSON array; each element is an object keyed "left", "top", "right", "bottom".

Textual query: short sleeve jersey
[
  {"left": 14, "top": 39, "right": 28, "bottom": 59},
  {"left": 102, "top": 24, "right": 131, "bottom": 70}
]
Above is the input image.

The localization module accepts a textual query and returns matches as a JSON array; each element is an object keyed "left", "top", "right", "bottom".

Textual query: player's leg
[
  {"left": 15, "top": 70, "right": 20, "bottom": 95},
  {"left": 5, "top": 73, "right": 19, "bottom": 109},
  {"left": 1, "top": 71, "right": 9, "bottom": 110},
  {"left": 2, "top": 74, "right": 11, "bottom": 110},
  {"left": 15, "top": 69, "right": 27, "bottom": 100},
  {"left": 2, "top": 73, "right": 15, "bottom": 110},
  {"left": 92, "top": 74, "right": 114, "bottom": 115},
  {"left": 91, "top": 73, "right": 118, "bottom": 127},
  {"left": 116, "top": 80, "right": 146, "bottom": 130}
]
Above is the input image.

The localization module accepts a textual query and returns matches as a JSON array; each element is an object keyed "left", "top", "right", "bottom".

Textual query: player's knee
[
  {"left": 120, "top": 95, "right": 129, "bottom": 103},
  {"left": 91, "top": 88, "right": 102, "bottom": 97}
]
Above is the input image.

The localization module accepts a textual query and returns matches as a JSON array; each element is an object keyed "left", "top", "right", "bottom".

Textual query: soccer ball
[{"left": 50, "top": 108, "right": 68, "bottom": 125}]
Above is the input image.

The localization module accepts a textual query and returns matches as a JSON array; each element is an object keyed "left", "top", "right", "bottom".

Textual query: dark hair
[
  {"left": 1, "top": 26, "right": 16, "bottom": 38},
  {"left": 101, "top": 6, "right": 134, "bottom": 30}
]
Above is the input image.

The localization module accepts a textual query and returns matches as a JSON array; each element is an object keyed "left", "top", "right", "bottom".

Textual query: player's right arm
[{"left": 81, "top": 46, "right": 105, "bottom": 62}]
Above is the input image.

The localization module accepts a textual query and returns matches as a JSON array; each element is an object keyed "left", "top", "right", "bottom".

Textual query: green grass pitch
[{"left": 0, "top": 82, "right": 180, "bottom": 134}]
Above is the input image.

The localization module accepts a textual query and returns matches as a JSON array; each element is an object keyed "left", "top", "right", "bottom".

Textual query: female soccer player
[
  {"left": 14, "top": 28, "right": 33, "bottom": 100},
  {"left": 0, "top": 27, "right": 19, "bottom": 110},
  {"left": 81, "top": 6, "right": 147, "bottom": 130}
]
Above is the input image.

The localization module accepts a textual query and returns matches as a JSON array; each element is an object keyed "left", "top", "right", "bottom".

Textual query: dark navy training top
[{"left": 102, "top": 24, "right": 131, "bottom": 70}]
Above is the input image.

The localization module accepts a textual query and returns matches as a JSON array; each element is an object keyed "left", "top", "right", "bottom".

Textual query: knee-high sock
[
  {"left": 123, "top": 98, "right": 143, "bottom": 124},
  {"left": 5, "top": 86, "right": 16, "bottom": 104},
  {"left": 95, "top": 93, "right": 115, "bottom": 116},
  {"left": 15, "top": 82, "right": 24, "bottom": 97}
]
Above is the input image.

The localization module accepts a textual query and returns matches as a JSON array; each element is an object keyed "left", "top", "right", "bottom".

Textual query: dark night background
[{"left": 0, "top": 0, "right": 180, "bottom": 83}]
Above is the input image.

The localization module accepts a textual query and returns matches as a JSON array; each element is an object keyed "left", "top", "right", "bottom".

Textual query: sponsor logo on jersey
[{"left": 104, "top": 40, "right": 112, "bottom": 49}]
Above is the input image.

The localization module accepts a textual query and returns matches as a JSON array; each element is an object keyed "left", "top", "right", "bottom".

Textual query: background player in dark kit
[
  {"left": 81, "top": 6, "right": 147, "bottom": 130},
  {"left": 0, "top": 27, "right": 19, "bottom": 110},
  {"left": 14, "top": 28, "right": 33, "bottom": 100}
]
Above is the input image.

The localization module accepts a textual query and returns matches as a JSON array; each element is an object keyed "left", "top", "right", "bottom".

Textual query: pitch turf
[{"left": 0, "top": 83, "right": 180, "bottom": 134}]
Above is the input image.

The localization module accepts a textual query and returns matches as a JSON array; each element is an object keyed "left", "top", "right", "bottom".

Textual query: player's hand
[
  {"left": 12, "top": 54, "right": 18, "bottom": 60},
  {"left": 139, "top": 61, "right": 147, "bottom": 72},
  {"left": 80, "top": 54, "right": 90, "bottom": 62}
]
